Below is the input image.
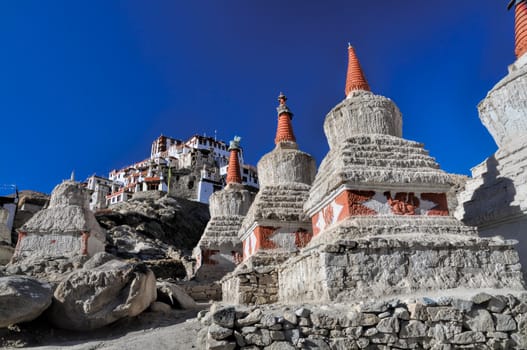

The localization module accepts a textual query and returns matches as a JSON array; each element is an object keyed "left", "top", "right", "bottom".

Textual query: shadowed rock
[
  {"left": 0, "top": 275, "right": 53, "bottom": 328},
  {"left": 48, "top": 259, "right": 156, "bottom": 331}
]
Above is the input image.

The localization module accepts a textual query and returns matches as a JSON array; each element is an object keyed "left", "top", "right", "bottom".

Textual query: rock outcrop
[
  {"left": 0, "top": 275, "right": 53, "bottom": 328},
  {"left": 96, "top": 191, "right": 210, "bottom": 260},
  {"left": 48, "top": 258, "right": 157, "bottom": 331}
]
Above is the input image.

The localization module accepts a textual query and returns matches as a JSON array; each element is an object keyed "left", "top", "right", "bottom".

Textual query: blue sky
[{"left": 0, "top": 1, "right": 516, "bottom": 193}]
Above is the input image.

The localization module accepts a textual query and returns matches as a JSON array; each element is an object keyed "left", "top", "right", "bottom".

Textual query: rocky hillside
[
  {"left": 95, "top": 191, "right": 210, "bottom": 279},
  {"left": 96, "top": 191, "right": 210, "bottom": 257}
]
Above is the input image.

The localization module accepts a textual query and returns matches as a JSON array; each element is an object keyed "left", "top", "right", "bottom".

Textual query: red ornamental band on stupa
[
  {"left": 344, "top": 44, "right": 370, "bottom": 96},
  {"left": 274, "top": 93, "right": 296, "bottom": 144}
]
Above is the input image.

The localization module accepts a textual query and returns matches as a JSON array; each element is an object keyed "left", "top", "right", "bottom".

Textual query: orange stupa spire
[
  {"left": 513, "top": 0, "right": 527, "bottom": 58},
  {"left": 226, "top": 136, "right": 242, "bottom": 184},
  {"left": 345, "top": 44, "right": 370, "bottom": 96},
  {"left": 274, "top": 93, "right": 296, "bottom": 145}
]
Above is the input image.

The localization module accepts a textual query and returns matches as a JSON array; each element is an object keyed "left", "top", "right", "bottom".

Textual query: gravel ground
[{"left": 1, "top": 307, "right": 207, "bottom": 350}]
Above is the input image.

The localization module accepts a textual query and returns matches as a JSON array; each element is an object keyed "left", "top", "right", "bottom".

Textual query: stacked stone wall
[
  {"left": 222, "top": 268, "right": 279, "bottom": 305},
  {"left": 200, "top": 293, "right": 527, "bottom": 349},
  {"left": 279, "top": 238, "right": 524, "bottom": 304},
  {"left": 180, "top": 282, "right": 222, "bottom": 302}
]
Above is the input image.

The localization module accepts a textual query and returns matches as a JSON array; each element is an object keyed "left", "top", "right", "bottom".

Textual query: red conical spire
[
  {"left": 274, "top": 93, "right": 296, "bottom": 145},
  {"left": 345, "top": 44, "right": 370, "bottom": 96},
  {"left": 226, "top": 136, "right": 242, "bottom": 184},
  {"left": 514, "top": 1, "right": 527, "bottom": 58}
]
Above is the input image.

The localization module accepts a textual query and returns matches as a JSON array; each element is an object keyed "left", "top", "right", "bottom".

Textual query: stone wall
[
  {"left": 278, "top": 235, "right": 525, "bottom": 304},
  {"left": 222, "top": 267, "right": 279, "bottom": 305},
  {"left": 179, "top": 281, "right": 222, "bottom": 302},
  {"left": 199, "top": 292, "right": 527, "bottom": 349}
]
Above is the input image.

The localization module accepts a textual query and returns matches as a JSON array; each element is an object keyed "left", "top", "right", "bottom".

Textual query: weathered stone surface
[
  {"left": 284, "top": 329, "right": 300, "bottom": 344},
  {"left": 330, "top": 338, "right": 358, "bottom": 350},
  {"left": 209, "top": 323, "right": 233, "bottom": 340},
  {"left": 236, "top": 308, "right": 263, "bottom": 327},
  {"left": 282, "top": 310, "right": 297, "bottom": 325},
  {"left": 456, "top": 66, "right": 527, "bottom": 280},
  {"left": 478, "top": 60, "right": 527, "bottom": 148},
  {"left": 48, "top": 259, "right": 156, "bottom": 330},
  {"left": 487, "top": 296, "right": 508, "bottom": 313},
  {"left": 376, "top": 317, "right": 399, "bottom": 333},
  {"left": 363, "top": 328, "right": 378, "bottom": 337},
  {"left": 96, "top": 193, "right": 209, "bottom": 260},
  {"left": 149, "top": 301, "right": 171, "bottom": 313},
  {"left": 451, "top": 298, "right": 474, "bottom": 312},
  {"left": 465, "top": 309, "right": 495, "bottom": 332},
  {"left": 257, "top": 146, "right": 316, "bottom": 188},
  {"left": 269, "top": 330, "right": 285, "bottom": 341},
  {"left": 82, "top": 251, "right": 117, "bottom": 269},
  {"left": 427, "top": 307, "right": 462, "bottom": 322},
  {"left": 494, "top": 313, "right": 516, "bottom": 331},
  {"left": 429, "top": 322, "right": 462, "bottom": 342},
  {"left": 205, "top": 296, "right": 527, "bottom": 350},
  {"left": 212, "top": 306, "right": 236, "bottom": 328},
  {"left": 359, "top": 313, "right": 380, "bottom": 326},
  {"left": 14, "top": 181, "right": 105, "bottom": 260},
  {"left": 261, "top": 313, "right": 278, "bottom": 327},
  {"left": 400, "top": 320, "right": 427, "bottom": 338},
  {"left": 279, "top": 226, "right": 524, "bottom": 304},
  {"left": 394, "top": 307, "right": 410, "bottom": 320},
  {"left": 512, "top": 332, "right": 527, "bottom": 349},
  {"left": 156, "top": 280, "right": 197, "bottom": 309},
  {"left": 449, "top": 331, "right": 486, "bottom": 344},
  {"left": 0, "top": 275, "right": 53, "bottom": 328},
  {"left": 295, "top": 307, "right": 311, "bottom": 318},
  {"left": 206, "top": 333, "right": 237, "bottom": 350},
  {"left": 310, "top": 310, "right": 340, "bottom": 328},
  {"left": 300, "top": 337, "right": 330, "bottom": 349},
  {"left": 472, "top": 292, "right": 493, "bottom": 304},
  {"left": 408, "top": 303, "right": 428, "bottom": 321},
  {"left": 245, "top": 329, "right": 272, "bottom": 346},
  {"left": 264, "top": 341, "right": 295, "bottom": 350}
]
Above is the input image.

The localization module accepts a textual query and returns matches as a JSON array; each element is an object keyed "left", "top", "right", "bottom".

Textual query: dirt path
[{"left": 2, "top": 308, "right": 206, "bottom": 350}]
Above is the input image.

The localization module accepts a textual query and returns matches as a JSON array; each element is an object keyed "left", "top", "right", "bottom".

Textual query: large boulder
[
  {"left": 0, "top": 275, "right": 53, "bottom": 328},
  {"left": 48, "top": 259, "right": 156, "bottom": 330}
]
